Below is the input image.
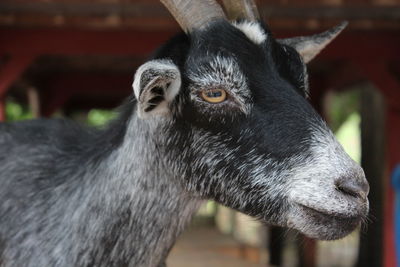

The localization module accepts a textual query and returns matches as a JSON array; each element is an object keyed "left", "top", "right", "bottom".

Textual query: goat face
[{"left": 132, "top": 21, "right": 369, "bottom": 241}]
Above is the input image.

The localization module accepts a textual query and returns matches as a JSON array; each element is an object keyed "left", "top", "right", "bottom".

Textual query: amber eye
[{"left": 201, "top": 89, "right": 227, "bottom": 103}]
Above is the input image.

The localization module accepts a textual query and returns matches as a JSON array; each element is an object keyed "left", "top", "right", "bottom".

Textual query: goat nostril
[
  {"left": 336, "top": 184, "right": 360, "bottom": 198},
  {"left": 335, "top": 179, "right": 368, "bottom": 200}
]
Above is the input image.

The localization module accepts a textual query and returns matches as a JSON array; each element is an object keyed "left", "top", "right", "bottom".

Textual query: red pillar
[{"left": 300, "top": 237, "right": 316, "bottom": 267}]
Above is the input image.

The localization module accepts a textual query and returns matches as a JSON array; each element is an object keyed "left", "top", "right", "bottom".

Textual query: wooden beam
[
  {"left": 0, "top": 2, "right": 399, "bottom": 31},
  {"left": 0, "top": 29, "right": 399, "bottom": 61},
  {"left": 1, "top": 2, "right": 399, "bottom": 21},
  {"left": 260, "top": 5, "right": 400, "bottom": 21},
  {"left": 0, "top": 2, "right": 169, "bottom": 17},
  {"left": 0, "top": 29, "right": 175, "bottom": 56},
  {"left": 2, "top": 14, "right": 398, "bottom": 31}
]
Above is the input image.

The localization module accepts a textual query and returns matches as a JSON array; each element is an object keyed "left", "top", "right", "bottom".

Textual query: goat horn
[
  {"left": 222, "top": 0, "right": 260, "bottom": 21},
  {"left": 160, "top": 0, "right": 227, "bottom": 33}
]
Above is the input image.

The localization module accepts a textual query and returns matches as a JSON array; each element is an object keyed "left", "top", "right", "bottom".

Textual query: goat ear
[
  {"left": 132, "top": 59, "right": 181, "bottom": 118},
  {"left": 278, "top": 22, "right": 347, "bottom": 63}
]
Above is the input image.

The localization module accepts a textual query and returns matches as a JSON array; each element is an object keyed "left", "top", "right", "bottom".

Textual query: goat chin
[{"left": 286, "top": 202, "right": 368, "bottom": 240}]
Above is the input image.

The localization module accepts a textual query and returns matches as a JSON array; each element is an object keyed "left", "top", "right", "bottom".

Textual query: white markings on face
[
  {"left": 284, "top": 122, "right": 369, "bottom": 239},
  {"left": 288, "top": 125, "right": 365, "bottom": 212},
  {"left": 187, "top": 55, "right": 252, "bottom": 114},
  {"left": 232, "top": 21, "right": 267, "bottom": 45}
]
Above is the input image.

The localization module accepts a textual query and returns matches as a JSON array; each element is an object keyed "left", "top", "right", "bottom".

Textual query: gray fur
[
  {"left": 0, "top": 19, "right": 368, "bottom": 267},
  {"left": 0, "top": 118, "right": 201, "bottom": 267}
]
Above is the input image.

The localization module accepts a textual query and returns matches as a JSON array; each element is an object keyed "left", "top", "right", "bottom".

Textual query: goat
[{"left": 0, "top": 0, "right": 369, "bottom": 266}]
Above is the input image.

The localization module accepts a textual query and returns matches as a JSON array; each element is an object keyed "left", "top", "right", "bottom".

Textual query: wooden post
[
  {"left": 298, "top": 236, "right": 316, "bottom": 267},
  {"left": 357, "top": 84, "right": 385, "bottom": 267},
  {"left": 27, "top": 86, "right": 40, "bottom": 118},
  {"left": 268, "top": 226, "right": 284, "bottom": 266},
  {"left": 356, "top": 60, "right": 400, "bottom": 267}
]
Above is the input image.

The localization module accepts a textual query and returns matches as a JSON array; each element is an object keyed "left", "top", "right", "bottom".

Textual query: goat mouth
[
  {"left": 288, "top": 203, "right": 364, "bottom": 240},
  {"left": 298, "top": 204, "right": 362, "bottom": 220}
]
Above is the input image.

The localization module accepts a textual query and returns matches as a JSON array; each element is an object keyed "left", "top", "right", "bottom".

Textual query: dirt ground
[
  {"left": 167, "top": 226, "right": 265, "bottom": 267},
  {"left": 167, "top": 224, "right": 358, "bottom": 267}
]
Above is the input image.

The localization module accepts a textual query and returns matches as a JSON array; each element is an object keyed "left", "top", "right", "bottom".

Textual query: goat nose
[{"left": 335, "top": 172, "right": 369, "bottom": 201}]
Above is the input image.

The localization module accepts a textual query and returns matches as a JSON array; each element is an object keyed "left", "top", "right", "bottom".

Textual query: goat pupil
[{"left": 207, "top": 91, "right": 221, "bottom": 98}]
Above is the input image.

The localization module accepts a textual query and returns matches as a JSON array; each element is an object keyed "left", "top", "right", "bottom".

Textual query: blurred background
[{"left": 0, "top": 0, "right": 399, "bottom": 266}]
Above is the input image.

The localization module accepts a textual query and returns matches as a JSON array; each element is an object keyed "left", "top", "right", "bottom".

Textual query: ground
[{"left": 167, "top": 225, "right": 263, "bottom": 267}]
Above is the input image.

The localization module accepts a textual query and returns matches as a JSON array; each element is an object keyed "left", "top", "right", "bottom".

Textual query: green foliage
[
  {"left": 87, "top": 109, "right": 116, "bottom": 126},
  {"left": 335, "top": 112, "right": 361, "bottom": 163},
  {"left": 5, "top": 99, "right": 115, "bottom": 128},
  {"left": 326, "top": 89, "right": 361, "bottom": 164},
  {"left": 5, "top": 100, "right": 33, "bottom": 121},
  {"left": 326, "top": 90, "right": 360, "bottom": 133}
]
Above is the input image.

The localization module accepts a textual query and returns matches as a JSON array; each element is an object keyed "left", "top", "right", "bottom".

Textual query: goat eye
[{"left": 201, "top": 89, "right": 227, "bottom": 103}]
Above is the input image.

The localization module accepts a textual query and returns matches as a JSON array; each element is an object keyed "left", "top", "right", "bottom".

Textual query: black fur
[{"left": 0, "top": 20, "right": 368, "bottom": 266}]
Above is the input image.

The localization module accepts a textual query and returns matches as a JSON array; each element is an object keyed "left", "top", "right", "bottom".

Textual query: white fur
[
  {"left": 232, "top": 21, "right": 267, "bottom": 45},
  {"left": 285, "top": 122, "right": 369, "bottom": 238}
]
